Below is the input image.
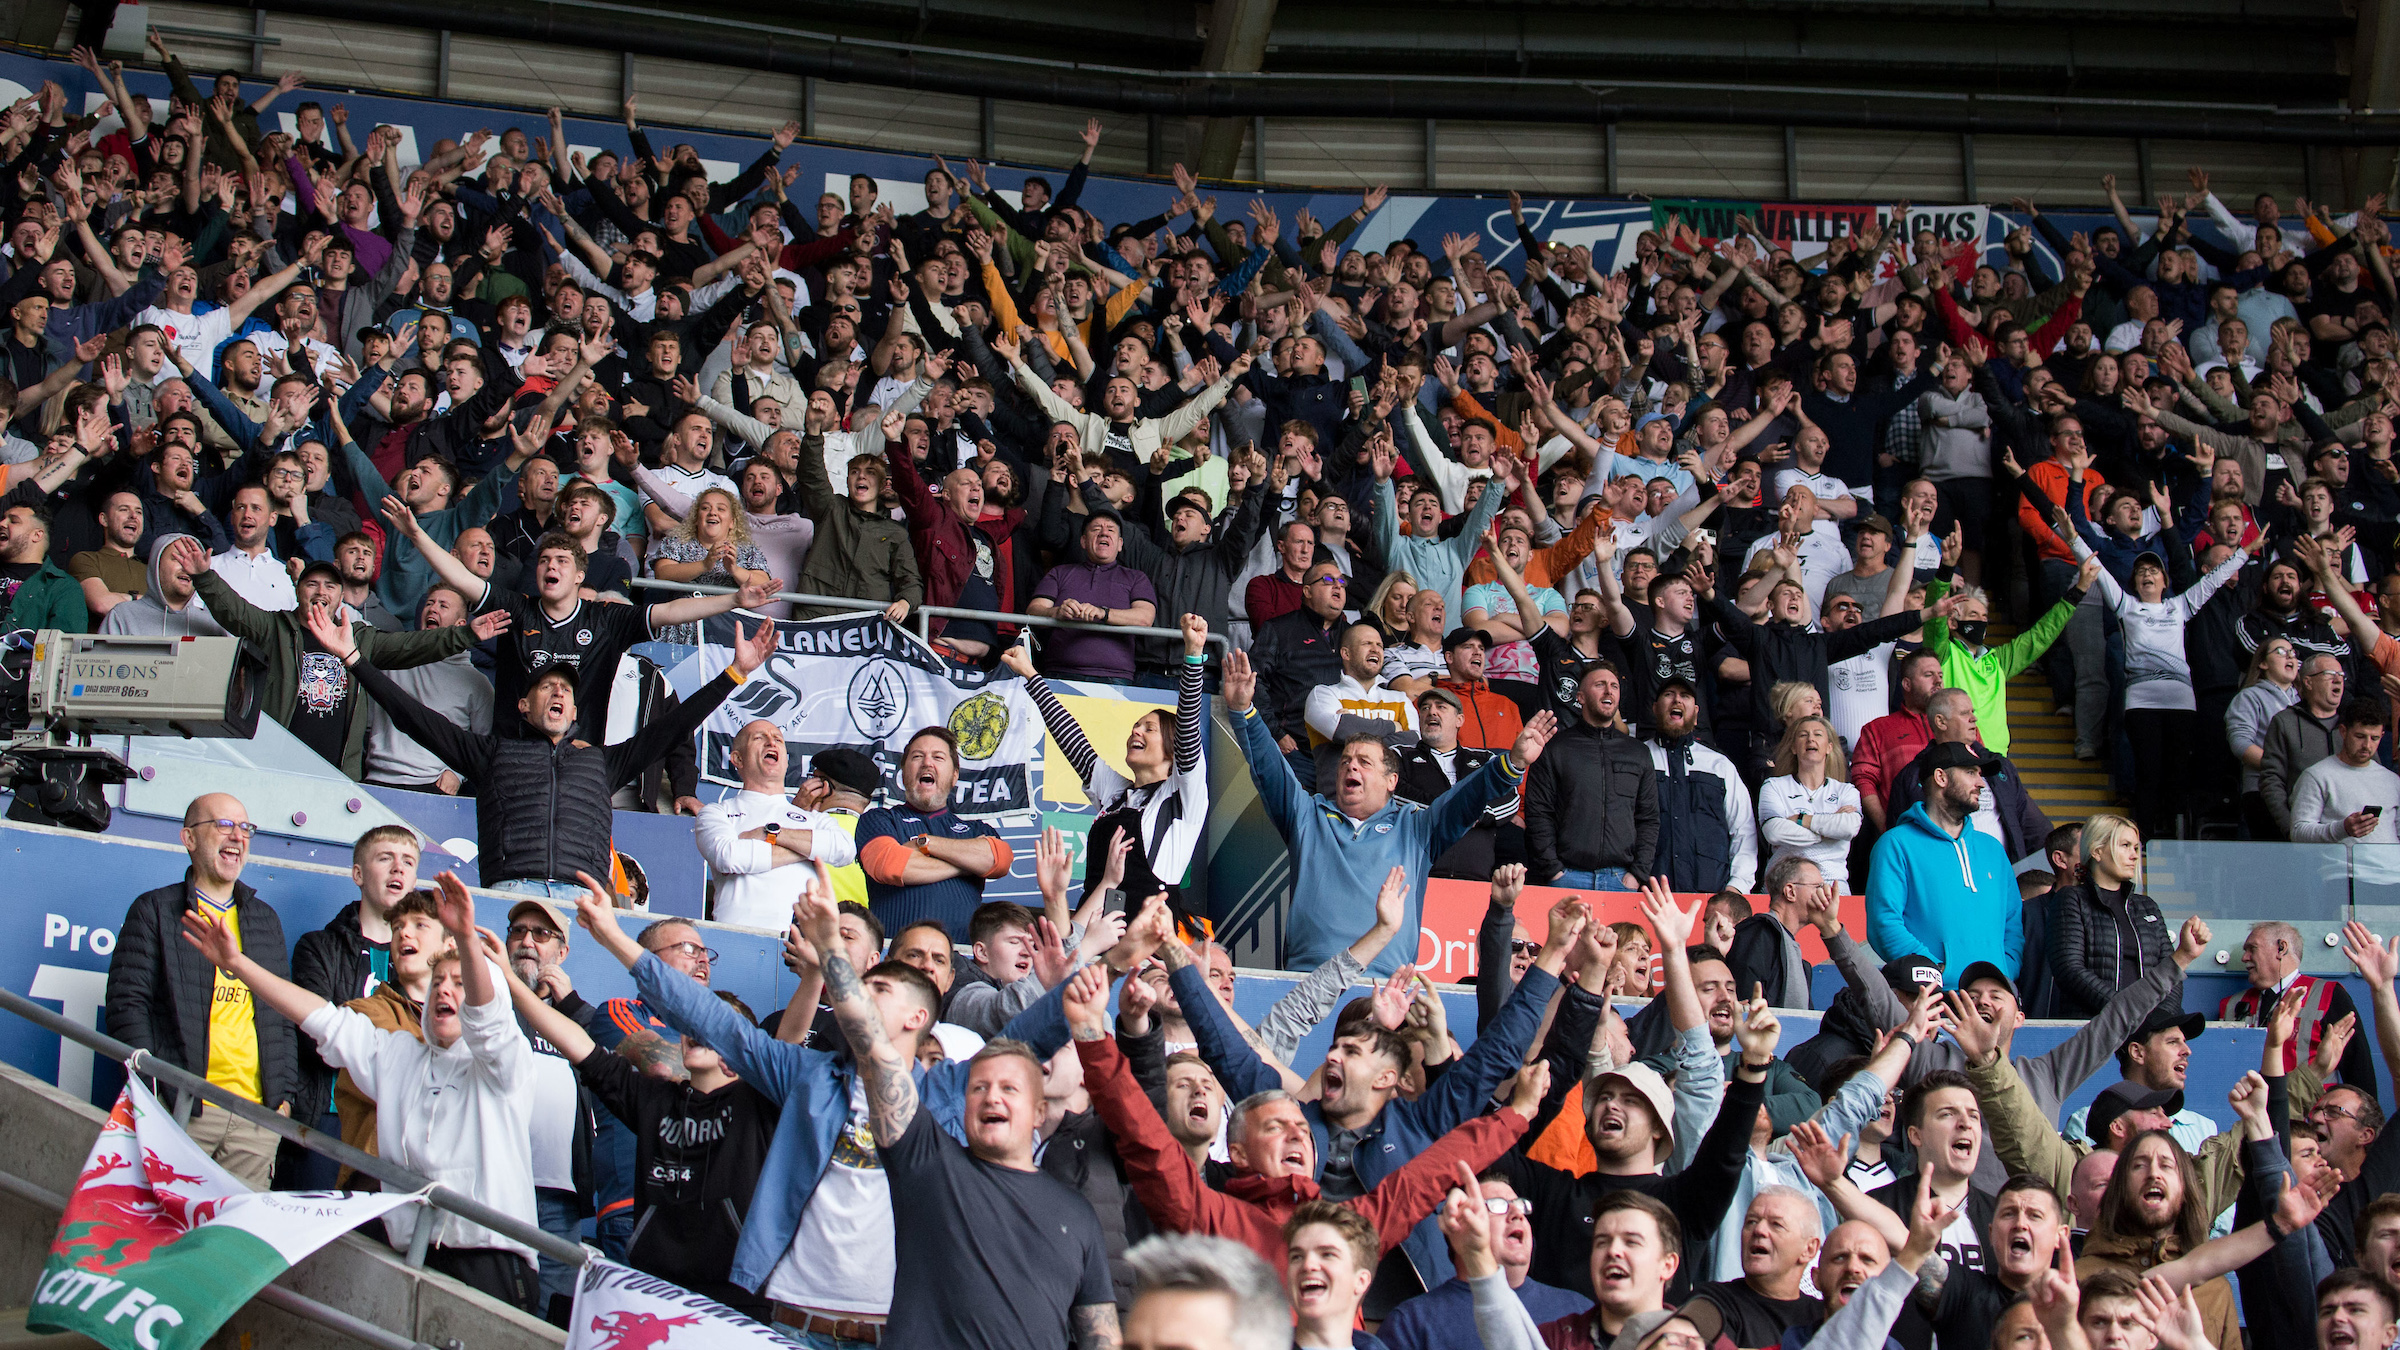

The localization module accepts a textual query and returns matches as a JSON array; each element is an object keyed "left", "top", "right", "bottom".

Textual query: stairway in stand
[{"left": 1989, "top": 621, "right": 2118, "bottom": 824}]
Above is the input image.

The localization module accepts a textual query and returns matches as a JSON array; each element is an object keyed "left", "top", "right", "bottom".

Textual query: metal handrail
[
  {"left": 0, "top": 985, "right": 587, "bottom": 1269},
  {"left": 626, "top": 576, "right": 1236, "bottom": 655},
  {"left": 0, "top": 1164, "right": 436, "bottom": 1350}
]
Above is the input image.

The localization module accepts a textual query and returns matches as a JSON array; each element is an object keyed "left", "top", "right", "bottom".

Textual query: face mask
[{"left": 1955, "top": 619, "right": 1988, "bottom": 647}]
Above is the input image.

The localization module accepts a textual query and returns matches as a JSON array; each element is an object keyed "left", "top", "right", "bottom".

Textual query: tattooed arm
[
  {"left": 613, "top": 1025, "right": 691, "bottom": 1082},
  {"left": 803, "top": 887, "right": 919, "bottom": 1142},
  {"left": 1072, "top": 1304, "right": 1121, "bottom": 1350}
]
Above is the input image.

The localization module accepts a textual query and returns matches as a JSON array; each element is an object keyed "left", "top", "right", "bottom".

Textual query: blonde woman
[
  {"left": 1769, "top": 680, "right": 1824, "bottom": 728},
  {"left": 1363, "top": 571, "right": 1418, "bottom": 647},
  {"left": 2047, "top": 812, "right": 2175, "bottom": 1018},
  {"left": 1758, "top": 715, "right": 1863, "bottom": 893},
  {"left": 647, "top": 487, "right": 771, "bottom": 643}
]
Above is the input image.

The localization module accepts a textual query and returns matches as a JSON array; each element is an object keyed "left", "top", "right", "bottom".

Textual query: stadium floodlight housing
[{"left": 2, "top": 631, "right": 266, "bottom": 832}]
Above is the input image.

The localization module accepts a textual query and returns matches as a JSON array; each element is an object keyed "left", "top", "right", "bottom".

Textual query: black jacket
[
  {"left": 1394, "top": 741, "right": 1521, "bottom": 879},
  {"left": 104, "top": 873, "right": 300, "bottom": 1114},
  {"left": 289, "top": 900, "right": 383, "bottom": 1121},
  {"left": 1100, "top": 477, "right": 1270, "bottom": 669},
  {"left": 1705, "top": 598, "right": 1922, "bottom": 767},
  {"left": 1040, "top": 1108, "right": 1154, "bottom": 1311},
  {"left": 1251, "top": 607, "right": 1345, "bottom": 744},
  {"left": 1523, "top": 719, "right": 1659, "bottom": 883},
  {"left": 2046, "top": 880, "right": 2178, "bottom": 1019},
  {"left": 352, "top": 659, "right": 738, "bottom": 885},
  {"left": 1888, "top": 747, "right": 2052, "bottom": 863}
]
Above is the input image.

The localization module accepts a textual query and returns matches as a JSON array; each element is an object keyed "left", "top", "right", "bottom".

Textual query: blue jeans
[
  {"left": 1550, "top": 867, "right": 1639, "bottom": 893},
  {"left": 535, "top": 1189, "right": 581, "bottom": 1320},
  {"left": 490, "top": 878, "right": 596, "bottom": 901},
  {"left": 596, "top": 1210, "right": 636, "bottom": 1262}
]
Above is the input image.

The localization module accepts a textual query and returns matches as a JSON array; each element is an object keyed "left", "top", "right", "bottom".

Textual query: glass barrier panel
[{"left": 2144, "top": 840, "right": 2357, "bottom": 975}]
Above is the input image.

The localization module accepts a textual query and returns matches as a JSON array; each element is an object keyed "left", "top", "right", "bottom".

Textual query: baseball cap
[
  {"left": 808, "top": 746, "right": 883, "bottom": 799},
  {"left": 2086, "top": 1080, "right": 2184, "bottom": 1143},
  {"left": 1587, "top": 1062, "right": 1677, "bottom": 1153},
  {"left": 1442, "top": 626, "right": 1496, "bottom": 652},
  {"left": 2127, "top": 1005, "right": 2206, "bottom": 1046},
  {"left": 1957, "top": 960, "right": 2016, "bottom": 999},
  {"left": 505, "top": 898, "right": 566, "bottom": 937},
  {"left": 1634, "top": 411, "right": 1673, "bottom": 433},
  {"left": 1882, "top": 955, "right": 1945, "bottom": 995},
  {"left": 1416, "top": 687, "right": 1464, "bottom": 715},
  {"left": 1919, "top": 741, "right": 2003, "bottom": 775},
  {"left": 1654, "top": 673, "right": 1698, "bottom": 699}
]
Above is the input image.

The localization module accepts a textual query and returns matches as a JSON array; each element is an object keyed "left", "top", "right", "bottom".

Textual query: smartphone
[
  {"left": 2368, "top": 806, "right": 2385, "bottom": 820},
  {"left": 1349, "top": 376, "right": 1368, "bottom": 396},
  {"left": 1104, "top": 888, "right": 1129, "bottom": 917}
]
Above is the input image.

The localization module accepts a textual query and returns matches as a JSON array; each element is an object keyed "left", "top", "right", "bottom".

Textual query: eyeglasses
[
  {"left": 191, "top": 818, "right": 257, "bottom": 838},
  {"left": 506, "top": 924, "right": 562, "bottom": 943},
  {"left": 2315, "top": 1102, "right": 2367, "bottom": 1125},
  {"left": 1475, "top": 1197, "right": 1533, "bottom": 1216},
  {"left": 2319, "top": 449, "right": 2351, "bottom": 460},
  {"left": 654, "top": 941, "right": 720, "bottom": 964},
  {"left": 1509, "top": 939, "right": 1542, "bottom": 957},
  {"left": 1311, "top": 575, "right": 1351, "bottom": 588}
]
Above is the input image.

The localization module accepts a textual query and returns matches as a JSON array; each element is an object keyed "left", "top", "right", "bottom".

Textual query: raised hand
[
  {"left": 1787, "top": 1120, "right": 1850, "bottom": 1191},
  {"left": 1640, "top": 875, "right": 1698, "bottom": 947},
  {"left": 1062, "top": 963, "right": 1111, "bottom": 1040},
  {"left": 1734, "top": 989, "right": 1781, "bottom": 1064},
  {"left": 1438, "top": 1160, "right": 1498, "bottom": 1276},
  {"left": 2343, "top": 919, "right": 2398, "bottom": 990}
]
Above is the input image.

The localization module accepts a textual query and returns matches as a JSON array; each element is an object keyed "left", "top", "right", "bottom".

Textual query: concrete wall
[{"left": 0, "top": 1060, "right": 565, "bottom": 1349}]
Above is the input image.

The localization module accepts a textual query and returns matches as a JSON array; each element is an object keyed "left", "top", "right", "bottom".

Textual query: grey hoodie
[{"left": 98, "top": 534, "right": 228, "bottom": 636}]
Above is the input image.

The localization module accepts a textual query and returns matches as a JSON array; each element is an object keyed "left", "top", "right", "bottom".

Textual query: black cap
[
  {"left": 1882, "top": 955, "right": 1945, "bottom": 995},
  {"left": 297, "top": 560, "right": 342, "bottom": 589},
  {"left": 1919, "top": 741, "right": 2004, "bottom": 775},
  {"left": 808, "top": 746, "right": 883, "bottom": 799},
  {"left": 1442, "top": 626, "right": 1495, "bottom": 652},
  {"left": 1654, "top": 673, "right": 1698, "bottom": 699},
  {"left": 2127, "top": 1005, "right": 2207, "bottom": 1046},
  {"left": 1957, "top": 960, "right": 2017, "bottom": 998},
  {"left": 2086, "top": 1080, "right": 2184, "bottom": 1143}
]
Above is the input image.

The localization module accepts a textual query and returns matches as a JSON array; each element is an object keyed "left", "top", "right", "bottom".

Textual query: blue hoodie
[
  {"left": 1864, "top": 801, "right": 2021, "bottom": 987},
  {"left": 1231, "top": 702, "right": 1521, "bottom": 976}
]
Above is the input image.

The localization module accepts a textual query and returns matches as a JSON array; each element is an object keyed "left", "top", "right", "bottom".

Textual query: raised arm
[
  {"left": 803, "top": 886, "right": 918, "bottom": 1144},
  {"left": 180, "top": 904, "right": 329, "bottom": 1029}
]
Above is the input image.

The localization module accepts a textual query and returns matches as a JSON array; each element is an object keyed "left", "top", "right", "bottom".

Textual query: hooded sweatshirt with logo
[
  {"left": 1864, "top": 800, "right": 2020, "bottom": 988},
  {"left": 97, "top": 533, "right": 226, "bottom": 635}
]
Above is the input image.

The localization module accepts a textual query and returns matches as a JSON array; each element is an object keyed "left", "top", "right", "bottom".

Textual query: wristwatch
[
  {"left": 913, "top": 835, "right": 934, "bottom": 855},
  {"left": 763, "top": 823, "right": 781, "bottom": 838}
]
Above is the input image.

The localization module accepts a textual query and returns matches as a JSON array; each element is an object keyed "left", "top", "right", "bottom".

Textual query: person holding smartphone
[{"left": 2288, "top": 701, "right": 2400, "bottom": 855}]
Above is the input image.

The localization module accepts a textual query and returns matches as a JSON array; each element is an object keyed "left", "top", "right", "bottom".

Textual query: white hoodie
[{"left": 302, "top": 958, "right": 537, "bottom": 1260}]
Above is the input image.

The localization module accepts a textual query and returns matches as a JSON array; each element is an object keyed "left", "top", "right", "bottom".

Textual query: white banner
[
  {"left": 566, "top": 1258, "right": 800, "bottom": 1350},
  {"left": 665, "top": 613, "right": 1046, "bottom": 818}
]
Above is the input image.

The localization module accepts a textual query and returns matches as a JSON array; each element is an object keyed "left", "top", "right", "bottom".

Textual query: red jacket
[
  {"left": 887, "top": 446, "right": 1025, "bottom": 636},
  {"left": 1247, "top": 570, "right": 1308, "bottom": 629},
  {"left": 1077, "top": 1036, "right": 1530, "bottom": 1268},
  {"left": 1851, "top": 708, "right": 1932, "bottom": 815},
  {"left": 1438, "top": 677, "right": 1525, "bottom": 752}
]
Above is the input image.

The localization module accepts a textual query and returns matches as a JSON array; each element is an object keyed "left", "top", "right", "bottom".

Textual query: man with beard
[
  {"left": 1865, "top": 743, "right": 2020, "bottom": 986},
  {"left": 172, "top": 543, "right": 501, "bottom": 778},
  {"left": 2239, "top": 556, "right": 2350, "bottom": 666},
  {"left": 69, "top": 488, "right": 148, "bottom": 621},
  {"left": 1645, "top": 680, "right": 1758, "bottom": 895}
]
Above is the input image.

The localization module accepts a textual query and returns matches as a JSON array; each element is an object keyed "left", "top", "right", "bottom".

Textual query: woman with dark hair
[{"left": 1002, "top": 613, "right": 1212, "bottom": 933}]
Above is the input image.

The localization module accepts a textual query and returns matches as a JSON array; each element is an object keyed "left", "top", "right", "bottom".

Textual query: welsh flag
[{"left": 28, "top": 1077, "right": 418, "bottom": 1350}]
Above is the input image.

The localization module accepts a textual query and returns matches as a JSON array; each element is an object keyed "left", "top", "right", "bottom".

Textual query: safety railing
[
  {"left": 0, "top": 985, "right": 585, "bottom": 1327},
  {"left": 625, "top": 577, "right": 1237, "bottom": 657}
]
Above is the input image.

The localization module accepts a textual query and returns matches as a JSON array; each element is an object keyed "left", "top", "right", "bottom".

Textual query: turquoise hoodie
[{"left": 1864, "top": 801, "right": 2022, "bottom": 986}]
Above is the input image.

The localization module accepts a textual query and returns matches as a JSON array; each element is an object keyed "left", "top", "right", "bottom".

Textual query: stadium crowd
[{"left": 34, "top": 21, "right": 2400, "bottom": 1350}]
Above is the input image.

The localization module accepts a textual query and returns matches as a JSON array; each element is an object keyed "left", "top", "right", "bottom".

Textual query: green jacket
[
  {"left": 1920, "top": 580, "right": 2077, "bottom": 756},
  {"left": 794, "top": 435, "right": 923, "bottom": 614},
  {"left": 5, "top": 559, "right": 88, "bottom": 634},
  {"left": 193, "top": 571, "right": 476, "bottom": 779}
]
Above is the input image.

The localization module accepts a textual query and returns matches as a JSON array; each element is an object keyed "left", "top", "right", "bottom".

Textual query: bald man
[
  {"left": 1740, "top": 485, "right": 1852, "bottom": 611},
  {"left": 694, "top": 719, "right": 861, "bottom": 930},
  {"left": 104, "top": 792, "right": 298, "bottom": 1188}
]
